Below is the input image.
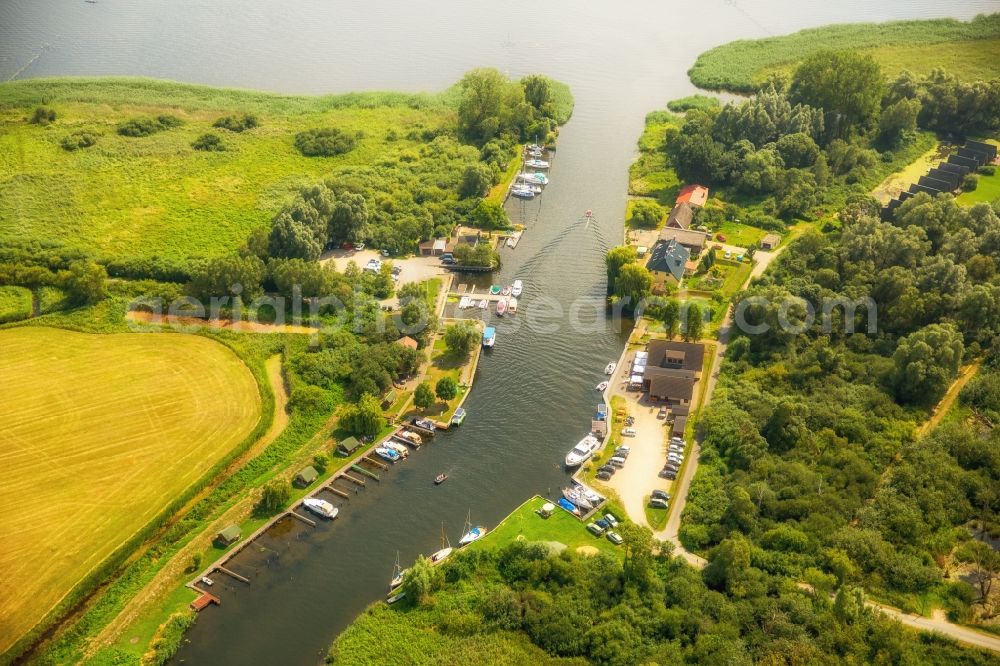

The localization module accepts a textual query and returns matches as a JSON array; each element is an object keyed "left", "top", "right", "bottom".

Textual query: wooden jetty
[
  {"left": 218, "top": 566, "right": 250, "bottom": 584},
  {"left": 289, "top": 511, "right": 317, "bottom": 527},
  {"left": 352, "top": 464, "right": 380, "bottom": 481},
  {"left": 364, "top": 456, "right": 389, "bottom": 471},
  {"left": 326, "top": 483, "right": 350, "bottom": 499},
  {"left": 191, "top": 592, "right": 221, "bottom": 611},
  {"left": 343, "top": 473, "right": 366, "bottom": 486}
]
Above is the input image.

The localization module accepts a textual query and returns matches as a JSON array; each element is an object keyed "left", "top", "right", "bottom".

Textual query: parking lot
[{"left": 320, "top": 249, "right": 448, "bottom": 286}]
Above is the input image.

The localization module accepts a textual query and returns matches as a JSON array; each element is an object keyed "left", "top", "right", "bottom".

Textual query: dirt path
[
  {"left": 126, "top": 310, "right": 319, "bottom": 335},
  {"left": 88, "top": 356, "right": 289, "bottom": 655},
  {"left": 917, "top": 360, "right": 981, "bottom": 439},
  {"left": 869, "top": 604, "right": 1000, "bottom": 655}
]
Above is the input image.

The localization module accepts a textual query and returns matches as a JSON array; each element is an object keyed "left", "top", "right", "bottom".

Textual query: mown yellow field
[{"left": 0, "top": 327, "right": 261, "bottom": 655}]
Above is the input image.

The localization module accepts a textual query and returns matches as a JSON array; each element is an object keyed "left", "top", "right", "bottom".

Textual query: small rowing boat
[
  {"left": 434, "top": 473, "right": 448, "bottom": 485},
  {"left": 596, "top": 381, "right": 608, "bottom": 391},
  {"left": 496, "top": 298, "right": 507, "bottom": 316}
]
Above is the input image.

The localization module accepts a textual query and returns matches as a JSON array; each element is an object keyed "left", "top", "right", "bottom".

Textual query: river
[{"left": 1, "top": 0, "right": 995, "bottom": 663}]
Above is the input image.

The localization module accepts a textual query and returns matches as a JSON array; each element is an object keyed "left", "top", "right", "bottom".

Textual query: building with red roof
[{"left": 675, "top": 184, "right": 709, "bottom": 208}]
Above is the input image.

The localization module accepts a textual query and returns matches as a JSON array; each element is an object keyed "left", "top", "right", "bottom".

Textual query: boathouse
[
  {"left": 294, "top": 465, "right": 318, "bottom": 487},
  {"left": 215, "top": 524, "right": 242, "bottom": 547},
  {"left": 337, "top": 436, "right": 362, "bottom": 456}
]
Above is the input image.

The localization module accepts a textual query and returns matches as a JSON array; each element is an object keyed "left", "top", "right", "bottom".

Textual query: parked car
[
  {"left": 606, "top": 531, "right": 623, "bottom": 545},
  {"left": 381, "top": 249, "right": 391, "bottom": 257},
  {"left": 660, "top": 470, "right": 676, "bottom": 480},
  {"left": 651, "top": 490, "right": 671, "bottom": 501},
  {"left": 441, "top": 256, "right": 456, "bottom": 265},
  {"left": 663, "top": 464, "right": 679, "bottom": 473},
  {"left": 392, "top": 265, "right": 402, "bottom": 275},
  {"left": 608, "top": 456, "right": 626, "bottom": 468},
  {"left": 657, "top": 407, "right": 667, "bottom": 419},
  {"left": 596, "top": 470, "right": 613, "bottom": 481},
  {"left": 670, "top": 436, "right": 684, "bottom": 445},
  {"left": 355, "top": 242, "right": 366, "bottom": 250},
  {"left": 620, "top": 427, "right": 637, "bottom": 437},
  {"left": 649, "top": 497, "right": 669, "bottom": 509},
  {"left": 439, "top": 252, "right": 454, "bottom": 262},
  {"left": 597, "top": 464, "right": 617, "bottom": 475},
  {"left": 595, "top": 518, "right": 611, "bottom": 531},
  {"left": 604, "top": 513, "right": 619, "bottom": 528},
  {"left": 615, "top": 445, "right": 631, "bottom": 456},
  {"left": 364, "top": 258, "right": 382, "bottom": 272},
  {"left": 587, "top": 522, "right": 607, "bottom": 536}
]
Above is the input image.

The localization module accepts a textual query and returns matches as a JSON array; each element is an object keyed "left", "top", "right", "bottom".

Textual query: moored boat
[
  {"left": 525, "top": 158, "right": 549, "bottom": 169},
  {"left": 390, "top": 552, "right": 407, "bottom": 589},
  {"left": 428, "top": 524, "right": 453, "bottom": 565},
  {"left": 397, "top": 430, "right": 422, "bottom": 445},
  {"left": 489, "top": 285, "right": 502, "bottom": 295},
  {"left": 479, "top": 298, "right": 488, "bottom": 309},
  {"left": 511, "top": 279, "right": 523, "bottom": 297},
  {"left": 604, "top": 362, "right": 617, "bottom": 375},
  {"left": 496, "top": 298, "right": 507, "bottom": 316},
  {"left": 565, "top": 433, "right": 601, "bottom": 467},
  {"left": 458, "top": 510, "right": 487, "bottom": 547},
  {"left": 511, "top": 186, "right": 535, "bottom": 199},
  {"left": 375, "top": 446, "right": 400, "bottom": 462},
  {"left": 385, "top": 441, "right": 409, "bottom": 457},
  {"left": 387, "top": 591, "right": 406, "bottom": 604},
  {"left": 596, "top": 381, "right": 608, "bottom": 391},
  {"left": 434, "top": 473, "right": 448, "bottom": 485},
  {"left": 451, "top": 407, "right": 466, "bottom": 425},
  {"left": 557, "top": 497, "right": 581, "bottom": 516},
  {"left": 562, "top": 487, "right": 593, "bottom": 511},
  {"left": 508, "top": 297, "right": 517, "bottom": 314},
  {"left": 303, "top": 498, "right": 338, "bottom": 519},
  {"left": 501, "top": 285, "right": 512, "bottom": 296},
  {"left": 483, "top": 326, "right": 496, "bottom": 348}
]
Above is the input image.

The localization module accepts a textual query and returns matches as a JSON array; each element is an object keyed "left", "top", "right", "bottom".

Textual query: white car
[
  {"left": 364, "top": 258, "right": 382, "bottom": 273},
  {"left": 620, "top": 427, "right": 637, "bottom": 437}
]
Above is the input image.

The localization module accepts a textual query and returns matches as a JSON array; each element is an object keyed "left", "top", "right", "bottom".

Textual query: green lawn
[
  {"left": 0, "top": 285, "right": 32, "bottom": 321},
  {"left": 957, "top": 168, "right": 1000, "bottom": 206},
  {"left": 470, "top": 496, "right": 622, "bottom": 557},
  {"left": 628, "top": 111, "right": 681, "bottom": 203},
  {"left": 715, "top": 222, "right": 765, "bottom": 248},
  {"left": 644, "top": 502, "right": 669, "bottom": 531}
]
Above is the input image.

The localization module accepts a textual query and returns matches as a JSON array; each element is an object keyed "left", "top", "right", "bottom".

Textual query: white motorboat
[
  {"left": 303, "top": 498, "right": 338, "bottom": 519},
  {"left": 428, "top": 524, "right": 453, "bottom": 565},
  {"left": 397, "top": 430, "right": 422, "bottom": 445},
  {"left": 479, "top": 298, "right": 488, "bottom": 309},
  {"left": 508, "top": 297, "right": 517, "bottom": 314},
  {"left": 517, "top": 172, "right": 547, "bottom": 186},
  {"left": 596, "top": 381, "right": 608, "bottom": 391},
  {"left": 390, "top": 552, "right": 407, "bottom": 589},
  {"left": 562, "top": 487, "right": 593, "bottom": 511},
  {"left": 511, "top": 279, "right": 523, "bottom": 297},
  {"left": 459, "top": 296, "right": 470, "bottom": 309},
  {"left": 604, "top": 362, "right": 617, "bottom": 375},
  {"left": 385, "top": 441, "right": 409, "bottom": 458},
  {"left": 496, "top": 298, "right": 507, "bottom": 316},
  {"left": 511, "top": 186, "right": 535, "bottom": 199},
  {"left": 525, "top": 158, "right": 549, "bottom": 169},
  {"left": 565, "top": 433, "right": 601, "bottom": 467},
  {"left": 375, "top": 446, "right": 400, "bottom": 462}
]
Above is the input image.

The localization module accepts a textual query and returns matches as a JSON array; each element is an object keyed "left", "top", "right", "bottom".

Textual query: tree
[
  {"left": 31, "top": 106, "right": 56, "bottom": 125},
  {"left": 340, "top": 393, "right": 384, "bottom": 437},
  {"left": 629, "top": 200, "right": 662, "bottom": 227},
  {"left": 414, "top": 381, "right": 435, "bottom": 411},
  {"left": 459, "top": 163, "right": 494, "bottom": 198},
  {"left": 213, "top": 113, "right": 258, "bottom": 132},
  {"left": 663, "top": 299, "right": 680, "bottom": 339},
  {"left": 256, "top": 479, "right": 290, "bottom": 516},
  {"left": 683, "top": 302, "right": 704, "bottom": 341},
  {"left": 605, "top": 245, "right": 637, "bottom": 296},
  {"left": 294, "top": 127, "right": 357, "bottom": 156},
  {"left": 613, "top": 263, "right": 652, "bottom": 311},
  {"left": 444, "top": 321, "right": 478, "bottom": 357},
  {"left": 521, "top": 74, "right": 554, "bottom": 114},
  {"left": 190, "top": 552, "right": 203, "bottom": 572},
  {"left": 188, "top": 256, "right": 265, "bottom": 301},
  {"left": 704, "top": 534, "right": 752, "bottom": 595},
  {"left": 401, "top": 555, "right": 443, "bottom": 606},
  {"left": 268, "top": 212, "right": 323, "bottom": 261},
  {"left": 60, "top": 261, "right": 107, "bottom": 305},
  {"left": 469, "top": 199, "right": 509, "bottom": 230},
  {"left": 435, "top": 376, "right": 458, "bottom": 401},
  {"left": 775, "top": 132, "right": 820, "bottom": 168},
  {"left": 877, "top": 98, "right": 920, "bottom": 147},
  {"left": 313, "top": 454, "right": 329, "bottom": 475},
  {"left": 457, "top": 68, "right": 531, "bottom": 144},
  {"left": 329, "top": 191, "right": 368, "bottom": 244},
  {"left": 892, "top": 323, "right": 964, "bottom": 405},
  {"left": 618, "top": 522, "right": 654, "bottom": 585},
  {"left": 789, "top": 51, "right": 884, "bottom": 138}
]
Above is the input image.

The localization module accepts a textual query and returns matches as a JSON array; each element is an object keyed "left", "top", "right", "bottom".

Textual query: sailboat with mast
[
  {"left": 428, "top": 523, "right": 453, "bottom": 565},
  {"left": 389, "top": 551, "right": 407, "bottom": 590},
  {"left": 458, "top": 510, "right": 487, "bottom": 547}
]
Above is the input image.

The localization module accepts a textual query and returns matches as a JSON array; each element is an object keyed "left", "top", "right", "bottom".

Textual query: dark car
[
  {"left": 652, "top": 490, "right": 671, "bottom": 501},
  {"left": 596, "top": 470, "right": 613, "bottom": 481},
  {"left": 595, "top": 518, "right": 611, "bottom": 531},
  {"left": 649, "top": 497, "right": 669, "bottom": 509},
  {"left": 659, "top": 471, "right": 676, "bottom": 480},
  {"left": 598, "top": 465, "right": 616, "bottom": 475}
]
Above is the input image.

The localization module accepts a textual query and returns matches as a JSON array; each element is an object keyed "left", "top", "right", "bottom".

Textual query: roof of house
[
  {"left": 648, "top": 374, "right": 696, "bottom": 401},
  {"left": 397, "top": 336, "right": 419, "bottom": 350},
  {"left": 676, "top": 184, "right": 709, "bottom": 207},
  {"left": 658, "top": 227, "right": 709, "bottom": 250},
  {"left": 646, "top": 239, "right": 690, "bottom": 282},
  {"left": 338, "top": 436, "right": 361, "bottom": 452},
  {"left": 218, "top": 524, "right": 241, "bottom": 541},
  {"left": 671, "top": 403, "right": 690, "bottom": 416},
  {"left": 762, "top": 233, "right": 781, "bottom": 246},
  {"left": 966, "top": 140, "right": 997, "bottom": 159},
  {"left": 666, "top": 202, "right": 694, "bottom": 229},
  {"left": 672, "top": 415, "right": 688, "bottom": 434},
  {"left": 646, "top": 339, "right": 705, "bottom": 372},
  {"left": 296, "top": 465, "right": 318, "bottom": 483}
]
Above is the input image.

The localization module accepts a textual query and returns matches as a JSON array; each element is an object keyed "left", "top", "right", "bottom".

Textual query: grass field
[
  {"left": 0, "top": 285, "right": 32, "bottom": 321},
  {"left": 470, "top": 496, "right": 621, "bottom": 557},
  {"left": 0, "top": 78, "right": 455, "bottom": 261},
  {"left": 0, "top": 327, "right": 261, "bottom": 655},
  {"left": 689, "top": 13, "right": 1000, "bottom": 91},
  {"left": 958, "top": 168, "right": 1000, "bottom": 206}
]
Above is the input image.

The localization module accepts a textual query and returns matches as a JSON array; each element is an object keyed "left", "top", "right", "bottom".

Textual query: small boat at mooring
[
  {"left": 451, "top": 407, "right": 466, "bottom": 426},
  {"left": 385, "top": 441, "right": 409, "bottom": 458},
  {"left": 375, "top": 446, "right": 400, "bottom": 462},
  {"left": 387, "top": 591, "right": 406, "bottom": 604},
  {"left": 489, "top": 285, "right": 502, "bottom": 295},
  {"left": 303, "top": 498, "right": 339, "bottom": 519},
  {"left": 508, "top": 297, "right": 518, "bottom": 314},
  {"left": 501, "top": 285, "right": 512, "bottom": 296},
  {"left": 605, "top": 362, "right": 617, "bottom": 375},
  {"left": 562, "top": 487, "right": 593, "bottom": 511},
  {"left": 458, "top": 510, "right": 487, "bottom": 547},
  {"left": 511, "top": 279, "right": 523, "bottom": 297},
  {"left": 390, "top": 552, "right": 407, "bottom": 589},
  {"left": 596, "top": 381, "right": 608, "bottom": 391},
  {"left": 483, "top": 326, "right": 496, "bottom": 348},
  {"left": 496, "top": 298, "right": 507, "bottom": 316},
  {"left": 558, "top": 498, "right": 581, "bottom": 516},
  {"left": 511, "top": 186, "right": 535, "bottom": 199},
  {"left": 525, "top": 158, "right": 549, "bottom": 169},
  {"left": 565, "top": 433, "right": 602, "bottom": 467},
  {"left": 429, "top": 524, "right": 453, "bottom": 565},
  {"left": 479, "top": 298, "right": 488, "bottom": 309},
  {"left": 435, "top": 473, "right": 448, "bottom": 485}
]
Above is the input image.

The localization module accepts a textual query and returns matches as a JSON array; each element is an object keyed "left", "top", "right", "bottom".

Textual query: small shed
[
  {"left": 215, "top": 524, "right": 241, "bottom": 547},
  {"left": 636, "top": 245, "right": 648, "bottom": 258},
  {"left": 397, "top": 336, "right": 419, "bottom": 350},
  {"left": 294, "top": 465, "right": 318, "bottom": 487},
  {"left": 381, "top": 389, "right": 397, "bottom": 409},
  {"left": 760, "top": 234, "right": 781, "bottom": 250},
  {"left": 338, "top": 436, "right": 362, "bottom": 456},
  {"left": 539, "top": 503, "right": 555, "bottom": 517}
]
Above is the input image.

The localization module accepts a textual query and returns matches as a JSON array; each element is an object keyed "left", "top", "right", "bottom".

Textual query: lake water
[{"left": 1, "top": 1, "right": 995, "bottom": 663}]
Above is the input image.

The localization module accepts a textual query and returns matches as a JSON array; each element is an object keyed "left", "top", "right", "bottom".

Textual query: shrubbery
[
  {"left": 192, "top": 133, "right": 226, "bottom": 151},
  {"left": 60, "top": 131, "right": 98, "bottom": 151},
  {"left": 213, "top": 113, "right": 258, "bottom": 132},
  {"left": 294, "top": 127, "right": 358, "bottom": 156},
  {"left": 117, "top": 114, "right": 183, "bottom": 137},
  {"left": 31, "top": 106, "right": 56, "bottom": 125}
]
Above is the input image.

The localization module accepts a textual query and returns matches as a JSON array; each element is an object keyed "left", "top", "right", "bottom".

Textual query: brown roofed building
[
  {"left": 641, "top": 340, "right": 705, "bottom": 405},
  {"left": 658, "top": 227, "right": 709, "bottom": 256},
  {"left": 666, "top": 202, "right": 694, "bottom": 229},
  {"left": 397, "top": 336, "right": 419, "bottom": 350}
]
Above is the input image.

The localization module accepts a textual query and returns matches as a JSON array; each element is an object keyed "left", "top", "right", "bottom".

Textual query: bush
[
  {"left": 962, "top": 173, "right": 979, "bottom": 191},
  {"left": 31, "top": 106, "right": 56, "bottom": 125},
  {"left": 60, "top": 131, "right": 98, "bottom": 151},
  {"left": 256, "top": 479, "right": 290, "bottom": 516},
  {"left": 979, "top": 165, "right": 995, "bottom": 176},
  {"left": 630, "top": 199, "right": 662, "bottom": 227},
  {"left": 192, "top": 133, "right": 226, "bottom": 152},
  {"left": 294, "top": 128, "right": 358, "bottom": 157},
  {"left": 117, "top": 115, "right": 183, "bottom": 137},
  {"left": 666, "top": 95, "right": 720, "bottom": 113},
  {"left": 213, "top": 113, "right": 258, "bottom": 132}
]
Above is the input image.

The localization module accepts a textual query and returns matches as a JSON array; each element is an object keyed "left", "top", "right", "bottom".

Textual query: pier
[{"left": 217, "top": 566, "right": 250, "bottom": 584}]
